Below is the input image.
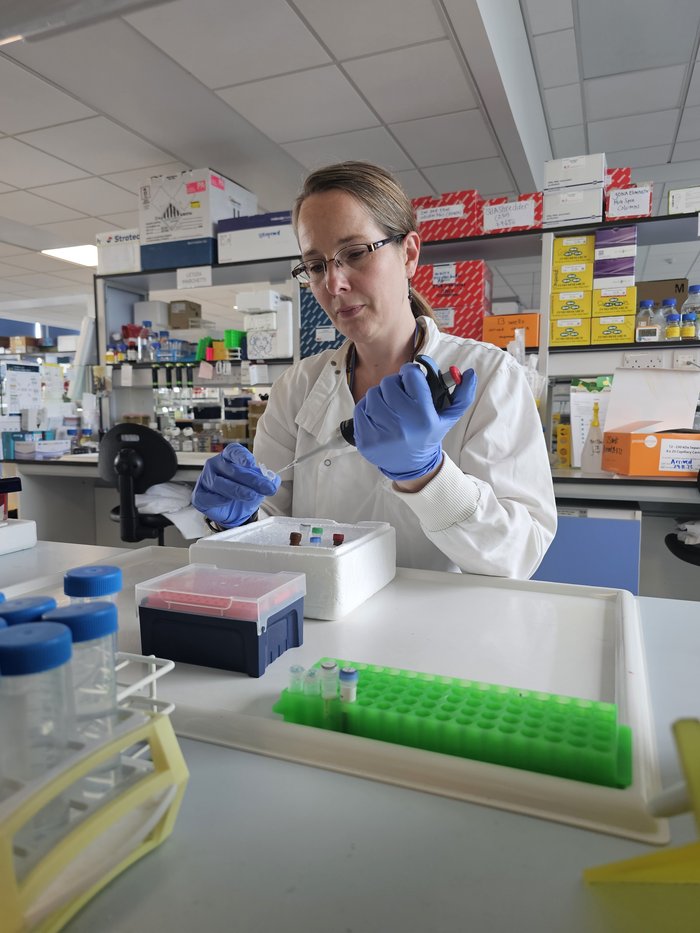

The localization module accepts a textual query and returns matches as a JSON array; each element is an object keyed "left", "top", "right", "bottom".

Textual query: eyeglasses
[{"left": 291, "top": 234, "right": 405, "bottom": 284}]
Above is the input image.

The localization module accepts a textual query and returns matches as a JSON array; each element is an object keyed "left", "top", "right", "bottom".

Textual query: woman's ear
[{"left": 403, "top": 230, "right": 421, "bottom": 278}]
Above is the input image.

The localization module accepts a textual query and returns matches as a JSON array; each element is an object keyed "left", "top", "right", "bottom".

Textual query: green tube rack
[{"left": 272, "top": 659, "right": 633, "bottom": 789}]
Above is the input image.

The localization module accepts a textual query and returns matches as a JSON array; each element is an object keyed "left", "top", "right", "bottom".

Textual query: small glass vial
[
  {"left": 0, "top": 623, "right": 75, "bottom": 851},
  {"left": 681, "top": 312, "right": 697, "bottom": 341},
  {"left": 0, "top": 595, "right": 57, "bottom": 625},
  {"left": 64, "top": 565, "right": 123, "bottom": 604},
  {"left": 665, "top": 313, "right": 681, "bottom": 341},
  {"left": 320, "top": 660, "right": 339, "bottom": 700},
  {"left": 339, "top": 667, "right": 359, "bottom": 702},
  {"left": 288, "top": 664, "right": 305, "bottom": 694}
]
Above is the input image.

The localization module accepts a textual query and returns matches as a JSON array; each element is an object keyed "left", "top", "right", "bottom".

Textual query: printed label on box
[
  {"left": 659, "top": 439, "right": 700, "bottom": 472},
  {"left": 433, "top": 263, "right": 457, "bottom": 285},
  {"left": 433, "top": 307, "right": 456, "bottom": 328},
  {"left": 417, "top": 205, "right": 464, "bottom": 221},
  {"left": 483, "top": 200, "right": 535, "bottom": 231},
  {"left": 186, "top": 180, "right": 207, "bottom": 194},
  {"left": 561, "top": 191, "right": 584, "bottom": 203},
  {"left": 316, "top": 327, "right": 336, "bottom": 342}
]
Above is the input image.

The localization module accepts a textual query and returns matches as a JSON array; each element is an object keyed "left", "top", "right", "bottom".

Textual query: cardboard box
[
  {"left": 217, "top": 211, "right": 299, "bottom": 263},
  {"left": 552, "top": 235, "right": 595, "bottom": 264},
  {"left": 592, "top": 286, "right": 638, "bottom": 316},
  {"left": 412, "top": 190, "right": 484, "bottom": 240},
  {"left": 551, "top": 291, "right": 592, "bottom": 319},
  {"left": 543, "top": 153, "right": 606, "bottom": 190},
  {"left": 594, "top": 225, "right": 637, "bottom": 257},
  {"left": 482, "top": 193, "right": 543, "bottom": 234},
  {"left": 543, "top": 188, "right": 603, "bottom": 227},
  {"left": 668, "top": 185, "right": 700, "bottom": 215},
  {"left": 245, "top": 300, "right": 294, "bottom": 359},
  {"left": 168, "top": 300, "right": 202, "bottom": 329},
  {"left": 299, "top": 286, "right": 343, "bottom": 358},
  {"left": 236, "top": 289, "right": 280, "bottom": 312},
  {"left": 139, "top": 168, "right": 257, "bottom": 269},
  {"left": 482, "top": 313, "right": 540, "bottom": 349},
  {"left": 412, "top": 260, "right": 492, "bottom": 340},
  {"left": 551, "top": 262, "right": 593, "bottom": 292},
  {"left": 96, "top": 229, "right": 141, "bottom": 275},
  {"left": 603, "top": 431, "right": 700, "bottom": 477},
  {"left": 591, "top": 315, "right": 635, "bottom": 344},
  {"left": 134, "top": 300, "right": 169, "bottom": 328},
  {"left": 636, "top": 278, "right": 688, "bottom": 312},
  {"left": 549, "top": 317, "right": 591, "bottom": 347},
  {"left": 605, "top": 184, "right": 653, "bottom": 221},
  {"left": 593, "top": 257, "right": 636, "bottom": 290},
  {"left": 605, "top": 168, "right": 632, "bottom": 190}
]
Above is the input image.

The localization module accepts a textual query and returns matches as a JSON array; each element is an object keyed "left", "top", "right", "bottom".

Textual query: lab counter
[{"left": 3, "top": 542, "right": 699, "bottom": 933}]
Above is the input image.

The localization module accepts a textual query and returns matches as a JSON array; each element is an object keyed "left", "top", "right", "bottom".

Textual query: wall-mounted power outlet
[
  {"left": 622, "top": 351, "right": 664, "bottom": 369},
  {"left": 672, "top": 350, "right": 700, "bottom": 370}
]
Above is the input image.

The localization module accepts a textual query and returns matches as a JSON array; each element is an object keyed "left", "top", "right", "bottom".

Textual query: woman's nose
[{"left": 323, "top": 262, "right": 351, "bottom": 294}]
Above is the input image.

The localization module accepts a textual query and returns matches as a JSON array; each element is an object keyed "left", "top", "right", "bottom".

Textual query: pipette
[{"left": 277, "top": 355, "right": 463, "bottom": 474}]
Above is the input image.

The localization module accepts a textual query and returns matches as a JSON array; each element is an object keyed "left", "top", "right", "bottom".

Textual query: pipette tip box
[
  {"left": 190, "top": 517, "right": 396, "bottom": 620},
  {"left": 136, "top": 564, "right": 305, "bottom": 677}
]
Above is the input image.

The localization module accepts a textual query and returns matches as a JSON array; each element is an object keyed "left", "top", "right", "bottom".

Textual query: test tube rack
[
  {"left": 0, "top": 653, "right": 189, "bottom": 933},
  {"left": 272, "top": 658, "right": 633, "bottom": 789}
]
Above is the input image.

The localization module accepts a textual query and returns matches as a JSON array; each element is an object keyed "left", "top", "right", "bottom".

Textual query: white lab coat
[{"left": 254, "top": 316, "right": 557, "bottom": 578}]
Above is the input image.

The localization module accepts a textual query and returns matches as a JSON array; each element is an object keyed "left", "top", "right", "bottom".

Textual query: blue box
[
  {"left": 300, "top": 287, "right": 344, "bottom": 358},
  {"left": 140, "top": 237, "right": 216, "bottom": 270}
]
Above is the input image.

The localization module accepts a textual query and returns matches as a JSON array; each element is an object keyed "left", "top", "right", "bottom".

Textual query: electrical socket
[
  {"left": 672, "top": 350, "right": 700, "bottom": 370},
  {"left": 622, "top": 352, "right": 664, "bottom": 369}
]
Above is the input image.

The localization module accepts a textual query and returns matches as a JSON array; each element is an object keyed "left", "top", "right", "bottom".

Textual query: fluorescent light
[
  {"left": 42, "top": 245, "right": 98, "bottom": 267},
  {"left": 0, "top": 35, "right": 23, "bottom": 46}
]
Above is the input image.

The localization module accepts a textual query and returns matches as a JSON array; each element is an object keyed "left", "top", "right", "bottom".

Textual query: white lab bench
[{"left": 3, "top": 542, "right": 699, "bottom": 933}]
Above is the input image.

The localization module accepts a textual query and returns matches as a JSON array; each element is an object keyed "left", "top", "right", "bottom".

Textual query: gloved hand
[
  {"left": 192, "top": 443, "right": 280, "bottom": 527},
  {"left": 353, "top": 360, "right": 477, "bottom": 482}
]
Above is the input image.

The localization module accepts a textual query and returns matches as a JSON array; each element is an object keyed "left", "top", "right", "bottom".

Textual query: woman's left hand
[{"left": 353, "top": 362, "right": 477, "bottom": 482}]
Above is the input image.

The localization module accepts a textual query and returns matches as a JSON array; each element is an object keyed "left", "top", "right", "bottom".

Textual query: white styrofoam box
[
  {"left": 133, "top": 300, "right": 169, "bottom": 328},
  {"left": 0, "top": 519, "right": 37, "bottom": 556},
  {"left": 139, "top": 168, "right": 257, "bottom": 246},
  {"left": 244, "top": 311, "right": 277, "bottom": 331},
  {"left": 13, "top": 439, "right": 71, "bottom": 460},
  {"left": 236, "top": 289, "right": 280, "bottom": 312},
  {"left": 543, "top": 153, "right": 606, "bottom": 191},
  {"left": 190, "top": 517, "right": 396, "bottom": 620},
  {"left": 96, "top": 229, "right": 141, "bottom": 274},
  {"left": 57, "top": 335, "right": 79, "bottom": 352},
  {"left": 543, "top": 188, "right": 603, "bottom": 228},
  {"left": 217, "top": 211, "right": 299, "bottom": 263},
  {"left": 245, "top": 301, "right": 293, "bottom": 359}
]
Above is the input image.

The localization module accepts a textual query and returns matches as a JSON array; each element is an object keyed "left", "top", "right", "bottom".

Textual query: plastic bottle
[
  {"left": 680, "top": 285, "right": 700, "bottom": 339},
  {"left": 681, "top": 311, "right": 697, "bottom": 341},
  {"left": 0, "top": 595, "right": 57, "bottom": 625},
  {"left": 64, "top": 564, "right": 123, "bottom": 604},
  {"left": 661, "top": 297, "right": 677, "bottom": 318},
  {"left": 138, "top": 320, "right": 154, "bottom": 362},
  {"left": 665, "top": 313, "right": 681, "bottom": 341},
  {"left": 0, "top": 623, "right": 75, "bottom": 849},
  {"left": 79, "top": 427, "right": 98, "bottom": 453},
  {"left": 580, "top": 401, "right": 605, "bottom": 474},
  {"left": 67, "top": 427, "right": 80, "bottom": 454},
  {"left": 634, "top": 299, "right": 656, "bottom": 343}
]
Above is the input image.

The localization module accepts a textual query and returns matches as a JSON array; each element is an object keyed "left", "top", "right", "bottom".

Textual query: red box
[
  {"left": 605, "top": 184, "right": 653, "bottom": 221},
  {"left": 605, "top": 167, "right": 632, "bottom": 191},
  {"left": 412, "top": 260, "right": 492, "bottom": 340},
  {"left": 482, "top": 192, "right": 543, "bottom": 234},
  {"left": 412, "top": 190, "right": 484, "bottom": 241}
]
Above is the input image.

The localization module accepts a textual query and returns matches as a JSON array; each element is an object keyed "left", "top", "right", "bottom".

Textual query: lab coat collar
[{"left": 294, "top": 340, "right": 353, "bottom": 443}]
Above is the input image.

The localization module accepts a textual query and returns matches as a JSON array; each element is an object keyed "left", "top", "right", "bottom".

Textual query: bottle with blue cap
[
  {"left": 0, "top": 622, "right": 75, "bottom": 850},
  {"left": 0, "top": 594, "right": 57, "bottom": 626},
  {"left": 64, "top": 564, "right": 123, "bottom": 604}
]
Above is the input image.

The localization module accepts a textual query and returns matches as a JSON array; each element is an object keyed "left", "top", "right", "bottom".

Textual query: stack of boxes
[
  {"left": 549, "top": 235, "right": 594, "bottom": 347},
  {"left": 412, "top": 261, "right": 492, "bottom": 342},
  {"left": 591, "top": 228, "right": 637, "bottom": 344},
  {"left": 542, "top": 153, "right": 606, "bottom": 229},
  {"left": 412, "top": 190, "right": 483, "bottom": 241}
]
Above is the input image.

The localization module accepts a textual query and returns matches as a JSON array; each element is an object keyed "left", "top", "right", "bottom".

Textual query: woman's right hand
[{"left": 192, "top": 443, "right": 280, "bottom": 527}]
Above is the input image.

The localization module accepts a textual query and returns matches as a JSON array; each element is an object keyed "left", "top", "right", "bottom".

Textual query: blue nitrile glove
[
  {"left": 192, "top": 443, "right": 280, "bottom": 527},
  {"left": 353, "top": 361, "right": 477, "bottom": 482}
]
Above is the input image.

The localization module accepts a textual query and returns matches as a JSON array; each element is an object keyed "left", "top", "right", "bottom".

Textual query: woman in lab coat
[{"left": 193, "top": 161, "right": 557, "bottom": 578}]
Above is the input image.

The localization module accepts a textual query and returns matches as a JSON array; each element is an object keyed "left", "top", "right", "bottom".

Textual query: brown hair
[{"left": 292, "top": 161, "right": 434, "bottom": 322}]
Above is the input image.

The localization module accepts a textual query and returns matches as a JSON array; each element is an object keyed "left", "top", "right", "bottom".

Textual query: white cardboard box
[
  {"left": 218, "top": 211, "right": 299, "bottom": 263},
  {"left": 543, "top": 153, "right": 606, "bottom": 191},
  {"left": 236, "top": 289, "right": 281, "bottom": 312},
  {"left": 245, "top": 300, "right": 294, "bottom": 358},
  {"left": 96, "top": 229, "right": 141, "bottom": 274},
  {"left": 668, "top": 185, "right": 700, "bottom": 215},
  {"left": 543, "top": 188, "right": 603, "bottom": 227},
  {"left": 190, "top": 517, "right": 396, "bottom": 620}
]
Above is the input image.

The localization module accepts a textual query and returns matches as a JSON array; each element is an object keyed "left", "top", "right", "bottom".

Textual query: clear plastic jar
[
  {"left": 0, "top": 594, "right": 57, "bottom": 625},
  {"left": 64, "top": 564, "right": 122, "bottom": 604}
]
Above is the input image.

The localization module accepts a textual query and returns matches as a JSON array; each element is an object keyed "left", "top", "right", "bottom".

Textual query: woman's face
[{"left": 296, "top": 189, "right": 420, "bottom": 345}]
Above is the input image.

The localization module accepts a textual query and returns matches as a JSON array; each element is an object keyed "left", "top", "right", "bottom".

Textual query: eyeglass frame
[{"left": 291, "top": 234, "right": 406, "bottom": 283}]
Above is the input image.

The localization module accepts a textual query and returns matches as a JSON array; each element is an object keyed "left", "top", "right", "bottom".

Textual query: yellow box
[
  {"left": 551, "top": 262, "right": 594, "bottom": 292},
  {"left": 556, "top": 423, "right": 571, "bottom": 467},
  {"left": 592, "top": 285, "right": 637, "bottom": 316},
  {"left": 552, "top": 235, "right": 595, "bottom": 264},
  {"left": 591, "top": 315, "right": 635, "bottom": 344},
  {"left": 603, "top": 429, "right": 700, "bottom": 477},
  {"left": 549, "top": 317, "right": 591, "bottom": 347},
  {"left": 481, "top": 312, "right": 540, "bottom": 348},
  {"left": 551, "top": 290, "right": 592, "bottom": 319}
]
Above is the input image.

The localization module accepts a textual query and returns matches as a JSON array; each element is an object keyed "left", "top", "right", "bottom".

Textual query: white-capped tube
[
  {"left": 303, "top": 668, "right": 321, "bottom": 696},
  {"left": 320, "top": 660, "right": 338, "bottom": 699},
  {"left": 339, "top": 666, "right": 359, "bottom": 702},
  {"left": 288, "top": 664, "right": 305, "bottom": 694}
]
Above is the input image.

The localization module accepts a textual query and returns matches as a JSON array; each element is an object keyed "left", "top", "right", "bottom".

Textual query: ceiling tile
[
  {"left": 293, "top": 0, "right": 446, "bottom": 60},
  {"left": 607, "top": 146, "right": 672, "bottom": 168},
  {"left": 0, "top": 252, "right": 92, "bottom": 278},
  {"left": 343, "top": 41, "right": 476, "bottom": 124},
  {"left": 0, "top": 244, "right": 31, "bottom": 258},
  {"left": 0, "top": 58, "right": 95, "bottom": 135},
  {"left": 677, "top": 106, "right": 700, "bottom": 142},
  {"left": 282, "top": 126, "right": 413, "bottom": 171},
  {"left": 423, "top": 158, "right": 513, "bottom": 195},
  {"left": 533, "top": 30, "right": 580, "bottom": 89},
  {"left": 218, "top": 66, "right": 379, "bottom": 144},
  {"left": 0, "top": 138, "right": 89, "bottom": 188},
  {"left": 394, "top": 170, "right": 433, "bottom": 198},
  {"left": 578, "top": 0, "right": 700, "bottom": 79},
  {"left": 522, "top": 0, "right": 573, "bottom": 35},
  {"left": 584, "top": 65, "right": 687, "bottom": 122},
  {"left": 551, "top": 125, "right": 586, "bottom": 158},
  {"left": 688, "top": 63, "right": 700, "bottom": 106},
  {"left": 391, "top": 111, "right": 498, "bottom": 166},
  {"left": 0, "top": 191, "right": 86, "bottom": 225},
  {"left": 19, "top": 118, "right": 172, "bottom": 175},
  {"left": 30, "top": 178, "right": 138, "bottom": 216},
  {"left": 4, "top": 272, "right": 84, "bottom": 289},
  {"left": 102, "top": 162, "right": 190, "bottom": 194},
  {"left": 672, "top": 139, "right": 700, "bottom": 161},
  {"left": 98, "top": 210, "right": 141, "bottom": 229},
  {"left": 0, "top": 261, "right": 30, "bottom": 277},
  {"left": 588, "top": 110, "right": 679, "bottom": 153},
  {"left": 0, "top": 182, "right": 14, "bottom": 195},
  {"left": 126, "top": 0, "right": 330, "bottom": 89},
  {"left": 543, "top": 84, "right": 583, "bottom": 129},
  {"left": 37, "top": 217, "right": 119, "bottom": 242}
]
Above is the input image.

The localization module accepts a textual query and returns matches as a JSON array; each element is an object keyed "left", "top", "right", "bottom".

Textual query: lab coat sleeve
[{"left": 391, "top": 356, "right": 557, "bottom": 579}]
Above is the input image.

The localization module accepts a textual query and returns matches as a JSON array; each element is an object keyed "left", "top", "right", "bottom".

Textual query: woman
[{"left": 193, "top": 161, "right": 556, "bottom": 577}]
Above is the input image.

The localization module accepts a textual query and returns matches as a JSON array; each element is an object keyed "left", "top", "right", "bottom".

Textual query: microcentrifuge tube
[
  {"left": 320, "top": 660, "right": 339, "bottom": 699},
  {"left": 339, "top": 666, "right": 359, "bottom": 702},
  {"left": 303, "top": 668, "right": 321, "bottom": 696},
  {"left": 332, "top": 533, "right": 345, "bottom": 547},
  {"left": 309, "top": 536, "right": 322, "bottom": 546},
  {"left": 311, "top": 527, "right": 323, "bottom": 536},
  {"left": 289, "top": 532, "right": 302, "bottom": 546},
  {"left": 289, "top": 664, "right": 305, "bottom": 693}
]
